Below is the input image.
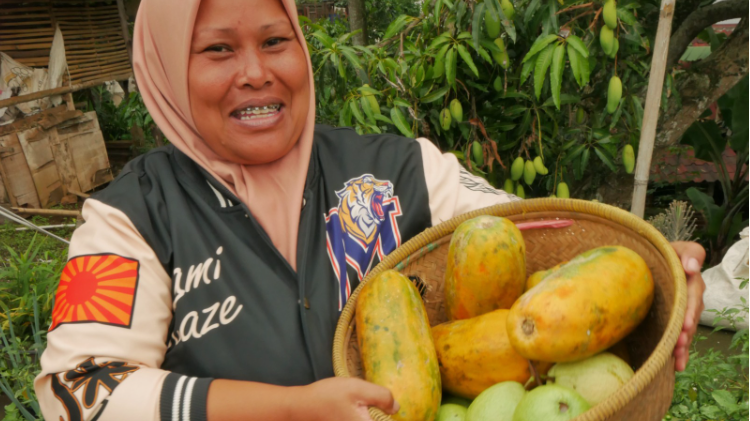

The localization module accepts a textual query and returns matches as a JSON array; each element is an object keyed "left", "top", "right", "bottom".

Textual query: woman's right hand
[{"left": 290, "top": 377, "right": 399, "bottom": 421}]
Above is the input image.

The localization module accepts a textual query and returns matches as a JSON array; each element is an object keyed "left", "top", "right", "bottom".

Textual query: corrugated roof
[{"left": 650, "top": 145, "right": 746, "bottom": 184}]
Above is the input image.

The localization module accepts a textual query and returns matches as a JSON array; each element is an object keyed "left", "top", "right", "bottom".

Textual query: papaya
[
  {"left": 433, "top": 309, "right": 531, "bottom": 399},
  {"left": 510, "top": 157, "right": 524, "bottom": 181},
  {"left": 557, "top": 182, "right": 570, "bottom": 198},
  {"left": 607, "top": 75, "right": 622, "bottom": 114},
  {"left": 603, "top": 0, "right": 617, "bottom": 30},
  {"left": 440, "top": 108, "right": 452, "bottom": 130},
  {"left": 524, "top": 261, "right": 567, "bottom": 291},
  {"left": 450, "top": 99, "right": 464, "bottom": 122},
  {"left": 472, "top": 141, "right": 483, "bottom": 165},
  {"left": 493, "top": 76, "right": 503, "bottom": 92},
  {"left": 623, "top": 144, "right": 635, "bottom": 174},
  {"left": 501, "top": 0, "right": 515, "bottom": 20},
  {"left": 506, "top": 246, "right": 654, "bottom": 362},
  {"left": 503, "top": 178, "right": 514, "bottom": 194},
  {"left": 356, "top": 270, "right": 441, "bottom": 421},
  {"left": 599, "top": 26, "right": 614, "bottom": 56},
  {"left": 444, "top": 216, "right": 526, "bottom": 320},
  {"left": 515, "top": 184, "right": 525, "bottom": 199},
  {"left": 485, "top": 9, "right": 501, "bottom": 39},
  {"left": 523, "top": 160, "right": 536, "bottom": 185}
]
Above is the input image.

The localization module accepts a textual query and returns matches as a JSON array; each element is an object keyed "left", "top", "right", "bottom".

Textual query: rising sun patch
[{"left": 50, "top": 254, "right": 140, "bottom": 331}]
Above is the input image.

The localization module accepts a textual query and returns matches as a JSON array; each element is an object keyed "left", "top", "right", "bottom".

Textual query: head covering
[{"left": 133, "top": 0, "right": 315, "bottom": 270}]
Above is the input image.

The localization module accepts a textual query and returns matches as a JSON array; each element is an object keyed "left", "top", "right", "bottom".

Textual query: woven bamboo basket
[{"left": 333, "top": 198, "right": 687, "bottom": 421}]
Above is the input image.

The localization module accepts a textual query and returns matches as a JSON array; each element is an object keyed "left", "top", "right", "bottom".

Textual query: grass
[{"left": 0, "top": 216, "right": 74, "bottom": 263}]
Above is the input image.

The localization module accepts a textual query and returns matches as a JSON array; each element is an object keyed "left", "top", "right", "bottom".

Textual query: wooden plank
[
  {"left": 66, "top": 113, "right": 112, "bottom": 191},
  {"left": 3, "top": 49, "right": 50, "bottom": 58},
  {"left": 67, "top": 52, "right": 129, "bottom": 66},
  {"left": 13, "top": 57, "right": 49, "bottom": 67},
  {"left": 0, "top": 13, "right": 51, "bottom": 20},
  {"left": 66, "top": 49, "right": 128, "bottom": 59},
  {"left": 0, "top": 42, "right": 53, "bottom": 50},
  {"left": 48, "top": 126, "right": 83, "bottom": 197},
  {"left": 0, "top": 74, "right": 129, "bottom": 109},
  {"left": 0, "top": 36, "right": 53, "bottom": 44},
  {"left": 70, "top": 63, "right": 131, "bottom": 78},
  {"left": 1, "top": 21, "right": 54, "bottom": 27},
  {"left": 0, "top": 106, "right": 73, "bottom": 137},
  {"left": 17, "top": 127, "right": 64, "bottom": 208},
  {"left": 0, "top": 133, "right": 40, "bottom": 209},
  {"left": 0, "top": 7, "right": 50, "bottom": 14},
  {"left": 12, "top": 207, "right": 79, "bottom": 216},
  {"left": 116, "top": 0, "right": 132, "bottom": 66}
]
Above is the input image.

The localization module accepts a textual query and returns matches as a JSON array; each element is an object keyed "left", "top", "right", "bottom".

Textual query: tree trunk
[
  {"left": 656, "top": 18, "right": 749, "bottom": 147},
  {"left": 348, "top": 0, "right": 368, "bottom": 46}
]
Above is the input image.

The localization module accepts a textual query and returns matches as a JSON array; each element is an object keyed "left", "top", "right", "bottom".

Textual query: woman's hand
[
  {"left": 291, "top": 377, "right": 399, "bottom": 421},
  {"left": 670, "top": 241, "right": 707, "bottom": 372}
]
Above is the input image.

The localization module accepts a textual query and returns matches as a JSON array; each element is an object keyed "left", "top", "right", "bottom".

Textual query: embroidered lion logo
[{"left": 325, "top": 174, "right": 402, "bottom": 309}]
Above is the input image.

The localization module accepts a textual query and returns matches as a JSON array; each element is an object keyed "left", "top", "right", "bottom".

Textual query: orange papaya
[
  {"left": 507, "top": 246, "right": 654, "bottom": 363},
  {"left": 444, "top": 216, "right": 526, "bottom": 320},
  {"left": 432, "top": 309, "right": 531, "bottom": 399},
  {"left": 356, "top": 270, "right": 441, "bottom": 421}
]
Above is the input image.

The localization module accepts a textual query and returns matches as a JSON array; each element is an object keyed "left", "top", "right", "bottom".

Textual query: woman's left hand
[{"left": 670, "top": 241, "right": 707, "bottom": 372}]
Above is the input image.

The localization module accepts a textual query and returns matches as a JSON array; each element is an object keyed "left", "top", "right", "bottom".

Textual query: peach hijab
[{"left": 132, "top": 0, "right": 315, "bottom": 269}]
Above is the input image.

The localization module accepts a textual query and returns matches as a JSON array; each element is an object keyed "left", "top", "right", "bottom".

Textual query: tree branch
[
  {"left": 666, "top": 0, "right": 749, "bottom": 69},
  {"left": 656, "top": 18, "right": 749, "bottom": 147}
]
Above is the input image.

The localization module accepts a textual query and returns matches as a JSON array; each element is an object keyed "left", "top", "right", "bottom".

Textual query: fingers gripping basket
[{"left": 333, "top": 198, "right": 687, "bottom": 421}]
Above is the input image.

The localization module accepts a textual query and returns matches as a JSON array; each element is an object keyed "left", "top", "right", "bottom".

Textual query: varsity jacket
[{"left": 34, "top": 125, "right": 519, "bottom": 421}]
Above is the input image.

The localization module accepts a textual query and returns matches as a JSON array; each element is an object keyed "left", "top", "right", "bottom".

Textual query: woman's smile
[{"left": 230, "top": 98, "right": 284, "bottom": 129}]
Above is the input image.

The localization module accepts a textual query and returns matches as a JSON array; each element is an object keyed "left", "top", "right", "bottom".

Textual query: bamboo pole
[
  {"left": 0, "top": 73, "right": 131, "bottom": 109},
  {"left": 630, "top": 0, "right": 676, "bottom": 218},
  {"left": 12, "top": 208, "right": 80, "bottom": 217}
]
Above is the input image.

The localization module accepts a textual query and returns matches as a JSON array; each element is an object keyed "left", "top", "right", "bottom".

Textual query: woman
[{"left": 34, "top": 0, "right": 706, "bottom": 419}]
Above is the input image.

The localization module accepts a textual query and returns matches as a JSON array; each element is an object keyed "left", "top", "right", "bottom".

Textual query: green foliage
[
  {"left": 304, "top": 0, "right": 653, "bottom": 196},
  {"left": 0, "top": 237, "right": 63, "bottom": 420},
  {"left": 681, "top": 77, "right": 749, "bottom": 265},
  {"left": 666, "top": 280, "right": 749, "bottom": 421}
]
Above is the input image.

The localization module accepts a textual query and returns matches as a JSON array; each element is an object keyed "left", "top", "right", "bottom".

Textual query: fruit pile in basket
[{"left": 355, "top": 215, "right": 655, "bottom": 421}]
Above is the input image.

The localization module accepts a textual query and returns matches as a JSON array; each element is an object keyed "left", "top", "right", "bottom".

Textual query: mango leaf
[
  {"left": 520, "top": 58, "right": 535, "bottom": 85},
  {"left": 504, "top": 105, "right": 527, "bottom": 115},
  {"left": 687, "top": 187, "right": 725, "bottom": 237},
  {"left": 311, "top": 31, "right": 335, "bottom": 49},
  {"left": 543, "top": 94, "right": 579, "bottom": 107},
  {"left": 456, "top": 44, "right": 479, "bottom": 77},
  {"left": 466, "top": 80, "right": 489, "bottom": 92},
  {"left": 434, "top": 0, "right": 443, "bottom": 25},
  {"left": 523, "top": 34, "right": 559, "bottom": 63},
  {"left": 457, "top": 32, "right": 472, "bottom": 40},
  {"left": 610, "top": 99, "right": 624, "bottom": 129},
  {"left": 630, "top": 95, "right": 644, "bottom": 127},
  {"left": 616, "top": 8, "right": 638, "bottom": 26},
  {"left": 349, "top": 101, "right": 365, "bottom": 124},
  {"left": 374, "top": 114, "right": 393, "bottom": 124},
  {"left": 339, "top": 46, "right": 362, "bottom": 69},
  {"left": 550, "top": 43, "right": 566, "bottom": 109},
  {"left": 421, "top": 85, "right": 451, "bottom": 103},
  {"left": 446, "top": 47, "right": 458, "bottom": 87},
  {"left": 472, "top": 3, "right": 485, "bottom": 52},
  {"left": 358, "top": 85, "right": 382, "bottom": 96},
  {"left": 337, "top": 30, "right": 361, "bottom": 45},
  {"left": 730, "top": 78, "right": 749, "bottom": 154},
  {"left": 443, "top": 0, "right": 455, "bottom": 10},
  {"left": 712, "top": 390, "right": 740, "bottom": 415},
  {"left": 683, "top": 121, "right": 726, "bottom": 162},
  {"left": 393, "top": 98, "right": 411, "bottom": 108},
  {"left": 360, "top": 97, "right": 375, "bottom": 124},
  {"left": 473, "top": 43, "right": 493, "bottom": 63},
  {"left": 391, "top": 107, "right": 414, "bottom": 137},
  {"left": 429, "top": 32, "right": 453, "bottom": 51},
  {"left": 534, "top": 44, "right": 555, "bottom": 100},
  {"left": 456, "top": 0, "right": 467, "bottom": 27},
  {"left": 339, "top": 101, "right": 352, "bottom": 127},
  {"left": 384, "top": 15, "right": 411, "bottom": 40},
  {"left": 579, "top": 146, "right": 590, "bottom": 178},
  {"left": 567, "top": 45, "right": 583, "bottom": 87},
  {"left": 524, "top": 0, "right": 542, "bottom": 23},
  {"left": 566, "top": 35, "right": 589, "bottom": 58},
  {"left": 562, "top": 144, "right": 586, "bottom": 165},
  {"left": 578, "top": 49, "right": 590, "bottom": 85},
  {"left": 594, "top": 145, "right": 617, "bottom": 172}
]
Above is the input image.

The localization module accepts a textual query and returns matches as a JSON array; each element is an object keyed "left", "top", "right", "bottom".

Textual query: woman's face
[{"left": 188, "top": 0, "right": 310, "bottom": 165}]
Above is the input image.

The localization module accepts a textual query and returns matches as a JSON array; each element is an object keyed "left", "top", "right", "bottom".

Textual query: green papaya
[
  {"left": 510, "top": 157, "right": 524, "bottom": 181},
  {"left": 472, "top": 141, "right": 483, "bottom": 165},
  {"left": 485, "top": 9, "right": 501, "bottom": 39},
  {"left": 503, "top": 178, "right": 514, "bottom": 193},
  {"left": 523, "top": 160, "right": 536, "bottom": 185},
  {"left": 516, "top": 184, "right": 526, "bottom": 199},
  {"left": 440, "top": 108, "right": 452, "bottom": 131},
  {"left": 450, "top": 99, "right": 464, "bottom": 122},
  {"left": 492, "top": 38, "right": 510, "bottom": 69},
  {"left": 501, "top": 0, "right": 515, "bottom": 20},
  {"left": 557, "top": 182, "right": 570, "bottom": 198},
  {"left": 533, "top": 156, "right": 548, "bottom": 175},
  {"left": 603, "top": 0, "right": 617, "bottom": 30},
  {"left": 493, "top": 76, "right": 503, "bottom": 92},
  {"left": 607, "top": 76, "right": 622, "bottom": 114},
  {"left": 600, "top": 26, "right": 614, "bottom": 56},
  {"left": 623, "top": 144, "right": 635, "bottom": 174}
]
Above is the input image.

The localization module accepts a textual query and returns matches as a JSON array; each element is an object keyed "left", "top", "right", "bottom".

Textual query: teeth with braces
[{"left": 236, "top": 104, "right": 281, "bottom": 119}]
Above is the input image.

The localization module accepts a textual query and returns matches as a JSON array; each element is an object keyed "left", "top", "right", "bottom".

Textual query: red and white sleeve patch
[{"left": 50, "top": 254, "right": 140, "bottom": 331}]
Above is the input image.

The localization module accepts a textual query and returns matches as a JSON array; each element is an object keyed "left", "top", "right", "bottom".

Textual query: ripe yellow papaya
[
  {"left": 510, "top": 157, "right": 524, "bottom": 181},
  {"left": 603, "top": 0, "right": 617, "bottom": 30},
  {"left": 450, "top": 99, "right": 464, "bottom": 122},
  {"left": 607, "top": 75, "right": 622, "bottom": 114},
  {"left": 356, "top": 270, "right": 441, "bottom": 421},
  {"left": 433, "top": 309, "right": 531, "bottom": 399},
  {"left": 600, "top": 26, "right": 614, "bottom": 55},
  {"left": 557, "top": 182, "right": 570, "bottom": 198},
  {"left": 524, "top": 261, "right": 567, "bottom": 291},
  {"left": 506, "top": 246, "right": 654, "bottom": 362},
  {"left": 623, "top": 144, "right": 635, "bottom": 174},
  {"left": 440, "top": 108, "right": 452, "bottom": 130},
  {"left": 444, "top": 216, "right": 526, "bottom": 320}
]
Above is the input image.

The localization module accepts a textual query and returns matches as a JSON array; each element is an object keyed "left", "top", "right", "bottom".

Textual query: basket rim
[{"left": 332, "top": 198, "right": 687, "bottom": 421}]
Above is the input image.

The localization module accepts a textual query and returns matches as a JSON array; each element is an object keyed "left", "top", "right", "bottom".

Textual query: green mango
[
  {"left": 510, "top": 157, "right": 524, "bottom": 181},
  {"left": 485, "top": 9, "right": 501, "bottom": 38},
  {"left": 516, "top": 184, "right": 526, "bottom": 199},
  {"left": 607, "top": 76, "right": 622, "bottom": 114},
  {"left": 523, "top": 160, "right": 537, "bottom": 185},
  {"left": 450, "top": 99, "right": 464, "bottom": 122},
  {"left": 603, "top": 0, "right": 617, "bottom": 30},
  {"left": 472, "top": 141, "right": 483, "bottom": 165},
  {"left": 557, "top": 182, "right": 570, "bottom": 199},
  {"left": 600, "top": 26, "right": 614, "bottom": 56},
  {"left": 622, "top": 144, "right": 635, "bottom": 174},
  {"left": 491, "top": 38, "right": 510, "bottom": 69},
  {"left": 440, "top": 108, "right": 452, "bottom": 131},
  {"left": 533, "top": 156, "right": 548, "bottom": 175},
  {"left": 501, "top": 0, "right": 515, "bottom": 20},
  {"left": 504, "top": 178, "right": 515, "bottom": 193},
  {"left": 493, "top": 76, "right": 503, "bottom": 92}
]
